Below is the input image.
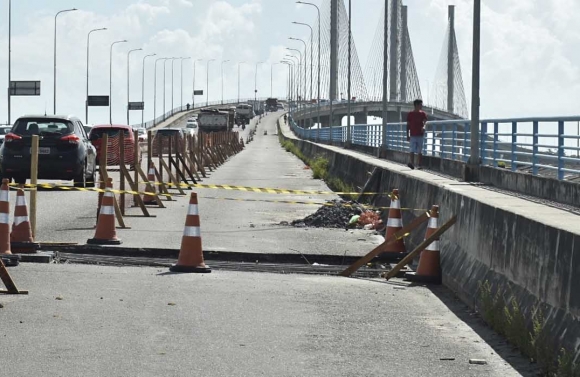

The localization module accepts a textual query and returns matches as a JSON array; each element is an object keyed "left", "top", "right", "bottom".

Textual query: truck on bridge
[
  {"left": 266, "top": 98, "right": 279, "bottom": 112},
  {"left": 197, "top": 109, "right": 231, "bottom": 133},
  {"left": 235, "top": 104, "right": 254, "bottom": 125}
]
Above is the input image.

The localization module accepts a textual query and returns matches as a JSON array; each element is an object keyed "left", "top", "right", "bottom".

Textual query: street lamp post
[
  {"left": 221, "top": 60, "right": 230, "bottom": 105},
  {"left": 286, "top": 49, "right": 302, "bottom": 111},
  {"left": 290, "top": 37, "right": 308, "bottom": 127},
  {"left": 296, "top": 1, "right": 321, "bottom": 138},
  {"left": 281, "top": 61, "right": 292, "bottom": 103},
  {"left": 171, "top": 57, "right": 182, "bottom": 115},
  {"left": 163, "top": 58, "right": 175, "bottom": 118},
  {"left": 110, "top": 39, "right": 127, "bottom": 124},
  {"left": 292, "top": 22, "right": 313, "bottom": 118},
  {"left": 468, "top": 0, "right": 481, "bottom": 179},
  {"left": 153, "top": 57, "right": 167, "bottom": 127},
  {"left": 254, "top": 62, "right": 264, "bottom": 113},
  {"left": 86, "top": 27, "right": 107, "bottom": 124},
  {"left": 127, "top": 48, "right": 143, "bottom": 125},
  {"left": 180, "top": 57, "right": 191, "bottom": 111},
  {"left": 285, "top": 55, "right": 300, "bottom": 111},
  {"left": 237, "top": 62, "right": 246, "bottom": 104},
  {"left": 206, "top": 59, "right": 216, "bottom": 107},
  {"left": 192, "top": 59, "right": 203, "bottom": 109},
  {"left": 54, "top": 8, "right": 77, "bottom": 114},
  {"left": 270, "top": 63, "right": 280, "bottom": 98},
  {"left": 141, "top": 53, "right": 156, "bottom": 128}
]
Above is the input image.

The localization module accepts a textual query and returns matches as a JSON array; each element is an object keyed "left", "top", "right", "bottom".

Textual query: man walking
[{"left": 406, "top": 99, "right": 427, "bottom": 170}]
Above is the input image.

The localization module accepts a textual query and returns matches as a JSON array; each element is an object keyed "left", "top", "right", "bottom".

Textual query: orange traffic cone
[
  {"left": 143, "top": 163, "right": 158, "bottom": 205},
  {"left": 406, "top": 205, "right": 441, "bottom": 284},
  {"left": 10, "top": 186, "right": 39, "bottom": 254},
  {"left": 169, "top": 192, "right": 211, "bottom": 273},
  {"left": 87, "top": 178, "right": 122, "bottom": 245},
  {"left": 0, "top": 179, "right": 12, "bottom": 255},
  {"left": 382, "top": 189, "right": 406, "bottom": 255}
]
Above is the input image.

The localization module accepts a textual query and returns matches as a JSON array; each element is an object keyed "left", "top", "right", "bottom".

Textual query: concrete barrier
[{"left": 280, "top": 128, "right": 580, "bottom": 358}]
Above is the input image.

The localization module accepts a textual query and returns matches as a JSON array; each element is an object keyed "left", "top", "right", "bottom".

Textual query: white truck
[
  {"left": 197, "top": 109, "right": 230, "bottom": 133},
  {"left": 235, "top": 104, "right": 254, "bottom": 124}
]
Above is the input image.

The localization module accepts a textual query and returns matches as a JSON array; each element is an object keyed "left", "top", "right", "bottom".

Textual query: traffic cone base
[
  {"left": 406, "top": 205, "right": 441, "bottom": 284},
  {"left": 88, "top": 180, "right": 122, "bottom": 245},
  {"left": 170, "top": 193, "right": 210, "bottom": 274}
]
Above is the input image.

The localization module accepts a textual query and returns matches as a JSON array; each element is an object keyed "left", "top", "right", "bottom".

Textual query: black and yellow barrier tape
[{"left": 6, "top": 183, "right": 425, "bottom": 211}]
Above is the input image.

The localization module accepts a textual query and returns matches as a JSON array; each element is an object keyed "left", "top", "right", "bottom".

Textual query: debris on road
[
  {"left": 469, "top": 359, "right": 488, "bottom": 365},
  {"left": 290, "top": 200, "right": 384, "bottom": 230}
]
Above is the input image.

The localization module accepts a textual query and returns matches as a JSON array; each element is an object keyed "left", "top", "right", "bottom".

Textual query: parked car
[
  {"left": 137, "top": 128, "right": 148, "bottom": 143},
  {"left": 0, "top": 115, "right": 97, "bottom": 187},
  {"left": 151, "top": 128, "right": 186, "bottom": 157},
  {"left": 88, "top": 124, "right": 141, "bottom": 168},
  {"left": 0, "top": 126, "right": 12, "bottom": 146}
]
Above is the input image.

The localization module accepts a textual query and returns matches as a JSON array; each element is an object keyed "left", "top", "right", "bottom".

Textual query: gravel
[{"left": 290, "top": 200, "right": 379, "bottom": 229}]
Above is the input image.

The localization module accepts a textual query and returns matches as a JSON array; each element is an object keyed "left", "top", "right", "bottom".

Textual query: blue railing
[{"left": 288, "top": 117, "right": 580, "bottom": 181}]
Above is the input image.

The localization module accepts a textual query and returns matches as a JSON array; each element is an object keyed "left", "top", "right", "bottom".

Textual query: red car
[{"left": 89, "top": 124, "right": 141, "bottom": 167}]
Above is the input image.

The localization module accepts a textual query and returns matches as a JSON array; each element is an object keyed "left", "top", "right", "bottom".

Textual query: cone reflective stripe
[
  {"left": 170, "top": 192, "right": 211, "bottom": 273},
  {"left": 407, "top": 205, "right": 442, "bottom": 284},
  {"left": 11, "top": 186, "right": 39, "bottom": 253},
  {"left": 383, "top": 189, "right": 406, "bottom": 254},
  {"left": 143, "top": 162, "right": 158, "bottom": 205},
  {"left": 87, "top": 178, "right": 122, "bottom": 245},
  {"left": 0, "top": 179, "right": 12, "bottom": 255}
]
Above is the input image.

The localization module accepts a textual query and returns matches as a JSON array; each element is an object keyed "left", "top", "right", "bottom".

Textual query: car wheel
[
  {"left": 74, "top": 161, "right": 87, "bottom": 188},
  {"left": 85, "top": 165, "right": 96, "bottom": 188}
]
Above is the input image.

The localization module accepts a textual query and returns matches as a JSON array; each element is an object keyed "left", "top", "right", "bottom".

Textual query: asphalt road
[
  {"left": 15, "top": 111, "right": 381, "bottom": 256},
  {"left": 0, "top": 264, "right": 535, "bottom": 377}
]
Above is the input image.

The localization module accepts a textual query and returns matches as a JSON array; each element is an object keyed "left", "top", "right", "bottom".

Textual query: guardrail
[
  {"left": 133, "top": 97, "right": 287, "bottom": 130},
  {"left": 289, "top": 116, "right": 580, "bottom": 181}
]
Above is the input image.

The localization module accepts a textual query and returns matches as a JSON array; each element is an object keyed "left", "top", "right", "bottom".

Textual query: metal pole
[
  {"left": 181, "top": 57, "right": 190, "bottom": 111},
  {"left": 141, "top": 54, "right": 156, "bottom": 128},
  {"left": 469, "top": 0, "right": 481, "bottom": 171},
  {"left": 382, "top": 0, "right": 389, "bottom": 149},
  {"left": 171, "top": 57, "right": 178, "bottom": 114},
  {"left": 7, "top": 0, "right": 11, "bottom": 125},
  {"left": 154, "top": 58, "right": 166, "bottom": 127},
  {"left": 207, "top": 59, "right": 215, "bottom": 107},
  {"left": 448, "top": 5, "right": 456, "bottom": 113},
  {"left": 86, "top": 28, "right": 106, "bottom": 124},
  {"left": 127, "top": 48, "right": 142, "bottom": 125},
  {"left": 254, "top": 62, "right": 263, "bottom": 112},
  {"left": 54, "top": 8, "right": 77, "bottom": 115},
  {"left": 110, "top": 40, "right": 127, "bottom": 124},
  {"left": 193, "top": 59, "right": 202, "bottom": 109},
  {"left": 347, "top": 0, "right": 352, "bottom": 144},
  {"left": 163, "top": 58, "right": 172, "bottom": 117},
  {"left": 221, "top": 60, "right": 230, "bottom": 105}
]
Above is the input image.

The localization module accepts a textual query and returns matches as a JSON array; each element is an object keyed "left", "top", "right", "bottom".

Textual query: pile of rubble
[{"left": 290, "top": 200, "right": 383, "bottom": 230}]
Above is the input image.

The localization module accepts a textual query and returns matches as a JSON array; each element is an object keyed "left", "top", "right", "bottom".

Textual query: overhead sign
[
  {"left": 87, "top": 96, "right": 110, "bottom": 107},
  {"left": 9, "top": 81, "right": 40, "bottom": 96},
  {"left": 194, "top": 90, "right": 203, "bottom": 96},
  {"left": 128, "top": 101, "right": 144, "bottom": 111}
]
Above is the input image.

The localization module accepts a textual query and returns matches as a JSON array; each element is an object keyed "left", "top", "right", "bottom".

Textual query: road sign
[
  {"left": 194, "top": 90, "right": 203, "bottom": 96},
  {"left": 87, "top": 96, "right": 110, "bottom": 107},
  {"left": 128, "top": 101, "right": 144, "bottom": 111},
  {"left": 9, "top": 81, "right": 40, "bottom": 96}
]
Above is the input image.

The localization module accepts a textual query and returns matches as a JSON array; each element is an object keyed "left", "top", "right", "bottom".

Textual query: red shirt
[{"left": 407, "top": 110, "right": 427, "bottom": 136}]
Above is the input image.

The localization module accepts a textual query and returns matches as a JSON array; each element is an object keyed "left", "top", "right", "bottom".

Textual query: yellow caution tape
[{"left": 6, "top": 183, "right": 424, "bottom": 211}]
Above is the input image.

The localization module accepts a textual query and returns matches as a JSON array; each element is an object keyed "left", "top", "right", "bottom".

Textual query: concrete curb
[{"left": 40, "top": 245, "right": 404, "bottom": 266}]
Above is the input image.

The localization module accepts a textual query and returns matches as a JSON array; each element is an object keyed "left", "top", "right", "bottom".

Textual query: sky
[{"left": 0, "top": 0, "right": 578, "bottom": 126}]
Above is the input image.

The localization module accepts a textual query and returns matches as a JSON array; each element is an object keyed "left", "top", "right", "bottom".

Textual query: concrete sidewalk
[{"left": 0, "top": 264, "right": 534, "bottom": 377}]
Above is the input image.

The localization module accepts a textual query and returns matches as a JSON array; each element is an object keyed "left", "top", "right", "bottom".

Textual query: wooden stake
[
  {"left": 340, "top": 212, "right": 430, "bottom": 277},
  {"left": 119, "top": 131, "right": 126, "bottom": 215},
  {"left": 0, "top": 259, "right": 28, "bottom": 295},
  {"left": 30, "top": 135, "right": 39, "bottom": 238}
]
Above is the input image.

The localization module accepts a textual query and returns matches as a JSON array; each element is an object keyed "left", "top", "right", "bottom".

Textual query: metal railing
[
  {"left": 133, "top": 97, "right": 287, "bottom": 130},
  {"left": 289, "top": 116, "right": 580, "bottom": 181}
]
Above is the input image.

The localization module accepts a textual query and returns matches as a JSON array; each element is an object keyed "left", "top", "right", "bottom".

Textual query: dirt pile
[{"left": 290, "top": 200, "right": 383, "bottom": 230}]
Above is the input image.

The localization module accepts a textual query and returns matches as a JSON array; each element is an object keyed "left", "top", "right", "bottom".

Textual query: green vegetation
[
  {"left": 478, "top": 281, "right": 579, "bottom": 376},
  {"left": 279, "top": 138, "right": 355, "bottom": 199}
]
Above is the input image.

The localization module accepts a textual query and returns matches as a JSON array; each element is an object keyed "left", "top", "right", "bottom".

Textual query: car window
[
  {"left": 74, "top": 121, "right": 88, "bottom": 139},
  {"left": 90, "top": 128, "right": 131, "bottom": 139},
  {"left": 0, "top": 127, "right": 10, "bottom": 135},
  {"left": 13, "top": 118, "right": 73, "bottom": 136}
]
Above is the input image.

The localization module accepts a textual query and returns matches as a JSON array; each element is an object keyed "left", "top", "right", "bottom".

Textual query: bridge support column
[
  {"left": 354, "top": 107, "right": 367, "bottom": 125},
  {"left": 330, "top": 0, "right": 339, "bottom": 102},
  {"left": 447, "top": 5, "right": 455, "bottom": 113},
  {"left": 389, "top": 0, "right": 400, "bottom": 102}
]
